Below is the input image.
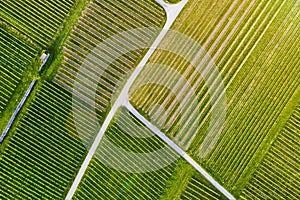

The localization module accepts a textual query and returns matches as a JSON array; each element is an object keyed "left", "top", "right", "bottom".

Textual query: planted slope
[
  {"left": 54, "top": 0, "right": 166, "bottom": 125},
  {"left": 0, "top": 25, "right": 38, "bottom": 117},
  {"left": 181, "top": 175, "right": 226, "bottom": 200},
  {"left": 0, "top": 0, "right": 77, "bottom": 46},
  {"left": 0, "top": 0, "right": 166, "bottom": 198},
  {"left": 129, "top": 0, "right": 300, "bottom": 192},
  {"left": 0, "top": 82, "right": 87, "bottom": 199},
  {"left": 241, "top": 105, "right": 300, "bottom": 199},
  {"left": 73, "top": 107, "right": 178, "bottom": 199}
]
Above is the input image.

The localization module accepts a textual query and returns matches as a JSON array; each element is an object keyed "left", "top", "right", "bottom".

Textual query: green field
[
  {"left": 73, "top": 106, "right": 226, "bottom": 200},
  {"left": 129, "top": 0, "right": 300, "bottom": 195},
  {"left": 241, "top": 105, "right": 300, "bottom": 199},
  {"left": 0, "top": 0, "right": 84, "bottom": 137},
  {"left": 0, "top": 0, "right": 299, "bottom": 199},
  {"left": 181, "top": 173, "right": 226, "bottom": 200},
  {"left": 73, "top": 106, "right": 179, "bottom": 199},
  {"left": 0, "top": 0, "right": 77, "bottom": 46},
  {"left": 55, "top": 0, "right": 166, "bottom": 123},
  {"left": 0, "top": 25, "right": 38, "bottom": 117},
  {"left": 0, "top": 81, "right": 87, "bottom": 199},
  {"left": 0, "top": 0, "right": 168, "bottom": 198}
]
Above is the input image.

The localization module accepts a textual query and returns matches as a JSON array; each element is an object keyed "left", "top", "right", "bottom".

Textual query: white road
[
  {"left": 65, "top": 1, "right": 187, "bottom": 199},
  {"left": 126, "top": 102, "right": 235, "bottom": 200},
  {"left": 66, "top": 0, "right": 235, "bottom": 199}
]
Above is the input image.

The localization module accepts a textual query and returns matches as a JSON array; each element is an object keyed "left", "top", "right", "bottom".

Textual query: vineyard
[
  {"left": 181, "top": 174, "right": 225, "bottom": 200},
  {"left": 241, "top": 105, "right": 300, "bottom": 199},
  {"left": 0, "top": 25, "right": 38, "bottom": 117},
  {"left": 73, "top": 107, "right": 179, "bottom": 199},
  {"left": 0, "top": 0, "right": 299, "bottom": 199},
  {"left": 129, "top": 0, "right": 300, "bottom": 193},
  {"left": 0, "top": 0, "right": 168, "bottom": 198},
  {"left": 0, "top": 82, "right": 87, "bottom": 199},
  {"left": 55, "top": 0, "right": 166, "bottom": 124},
  {"left": 0, "top": 0, "right": 77, "bottom": 46}
]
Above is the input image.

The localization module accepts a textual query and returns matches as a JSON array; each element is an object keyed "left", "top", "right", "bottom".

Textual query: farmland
[
  {"left": 181, "top": 173, "right": 226, "bottom": 200},
  {"left": 73, "top": 106, "right": 179, "bottom": 199},
  {"left": 0, "top": 0, "right": 168, "bottom": 198},
  {"left": 0, "top": 0, "right": 299, "bottom": 199},
  {"left": 0, "top": 0, "right": 82, "bottom": 141},
  {"left": 129, "top": 0, "right": 300, "bottom": 195},
  {"left": 0, "top": 0, "right": 77, "bottom": 46},
  {"left": 0, "top": 81, "right": 88, "bottom": 199},
  {"left": 241, "top": 105, "right": 300, "bottom": 199},
  {"left": 0, "top": 25, "right": 38, "bottom": 117},
  {"left": 55, "top": 0, "right": 166, "bottom": 124}
]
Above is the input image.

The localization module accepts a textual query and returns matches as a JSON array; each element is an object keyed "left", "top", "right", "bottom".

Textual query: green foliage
[
  {"left": 181, "top": 173, "right": 227, "bottom": 200},
  {"left": 160, "top": 159, "right": 195, "bottom": 200},
  {"left": 129, "top": 0, "right": 300, "bottom": 196},
  {"left": 0, "top": 82, "right": 87, "bottom": 199},
  {"left": 0, "top": 0, "right": 78, "bottom": 47},
  {"left": 74, "top": 107, "right": 178, "bottom": 199},
  {"left": 0, "top": 25, "right": 38, "bottom": 118},
  {"left": 164, "top": 0, "right": 182, "bottom": 4},
  {"left": 54, "top": 0, "right": 166, "bottom": 122},
  {"left": 241, "top": 105, "right": 300, "bottom": 199}
]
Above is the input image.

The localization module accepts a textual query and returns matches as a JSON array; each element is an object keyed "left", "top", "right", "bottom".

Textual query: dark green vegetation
[
  {"left": 73, "top": 106, "right": 225, "bottom": 199},
  {"left": 0, "top": 0, "right": 77, "bottom": 47},
  {"left": 55, "top": 0, "right": 166, "bottom": 123},
  {"left": 160, "top": 159, "right": 227, "bottom": 200},
  {"left": 0, "top": 0, "right": 299, "bottom": 199},
  {"left": 0, "top": 0, "right": 83, "bottom": 142},
  {"left": 160, "top": 159, "right": 196, "bottom": 199},
  {"left": 74, "top": 107, "right": 179, "bottom": 199},
  {"left": 0, "top": 25, "right": 38, "bottom": 117},
  {"left": 241, "top": 105, "right": 300, "bottom": 199},
  {"left": 129, "top": 0, "right": 300, "bottom": 196},
  {"left": 0, "top": 0, "right": 167, "bottom": 198},
  {"left": 164, "top": 0, "right": 182, "bottom": 4},
  {"left": 181, "top": 173, "right": 226, "bottom": 200},
  {"left": 0, "top": 82, "right": 87, "bottom": 199}
]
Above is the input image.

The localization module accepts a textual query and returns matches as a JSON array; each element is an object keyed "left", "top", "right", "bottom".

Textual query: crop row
[
  {"left": 54, "top": 0, "right": 165, "bottom": 121},
  {"left": 0, "top": 81, "right": 88, "bottom": 199},
  {"left": 129, "top": 0, "right": 300, "bottom": 189},
  {"left": 130, "top": 0, "right": 288, "bottom": 142},
  {"left": 0, "top": 26, "right": 38, "bottom": 116},
  {"left": 130, "top": 0, "right": 278, "bottom": 142},
  {"left": 73, "top": 107, "right": 178, "bottom": 199},
  {"left": 208, "top": 1, "right": 300, "bottom": 186},
  {"left": 241, "top": 106, "right": 300, "bottom": 199},
  {"left": 181, "top": 176, "right": 222, "bottom": 200},
  {"left": 0, "top": 0, "right": 76, "bottom": 46}
]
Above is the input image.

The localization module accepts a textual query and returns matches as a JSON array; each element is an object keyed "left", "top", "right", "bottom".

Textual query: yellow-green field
[
  {"left": 0, "top": 0, "right": 299, "bottom": 199},
  {"left": 129, "top": 0, "right": 300, "bottom": 196}
]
